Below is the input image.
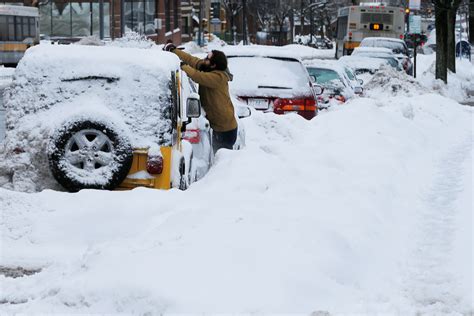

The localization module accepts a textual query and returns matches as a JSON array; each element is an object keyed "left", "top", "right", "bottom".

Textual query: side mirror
[
  {"left": 357, "top": 78, "right": 364, "bottom": 85},
  {"left": 312, "top": 84, "right": 324, "bottom": 95},
  {"left": 354, "top": 86, "right": 363, "bottom": 94},
  {"left": 237, "top": 106, "right": 251, "bottom": 119},
  {"left": 186, "top": 93, "right": 201, "bottom": 118},
  {"left": 309, "top": 75, "right": 317, "bottom": 83}
]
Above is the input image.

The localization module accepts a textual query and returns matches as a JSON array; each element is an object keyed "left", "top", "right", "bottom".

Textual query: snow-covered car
[
  {"left": 221, "top": 45, "right": 321, "bottom": 120},
  {"left": 358, "top": 38, "right": 413, "bottom": 75},
  {"left": 0, "top": 44, "right": 229, "bottom": 192},
  {"left": 340, "top": 64, "right": 364, "bottom": 96},
  {"left": 339, "top": 54, "right": 402, "bottom": 75},
  {"left": 304, "top": 62, "right": 356, "bottom": 108}
]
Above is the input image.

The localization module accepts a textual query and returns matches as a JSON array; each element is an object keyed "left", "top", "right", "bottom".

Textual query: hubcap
[{"left": 64, "top": 129, "right": 114, "bottom": 171}]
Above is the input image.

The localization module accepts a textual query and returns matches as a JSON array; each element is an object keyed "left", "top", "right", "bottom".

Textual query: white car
[
  {"left": 358, "top": 37, "right": 413, "bottom": 75},
  {"left": 304, "top": 61, "right": 357, "bottom": 108}
]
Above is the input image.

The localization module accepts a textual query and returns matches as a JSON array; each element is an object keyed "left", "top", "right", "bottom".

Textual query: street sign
[
  {"left": 409, "top": 15, "right": 421, "bottom": 34},
  {"left": 210, "top": 18, "right": 221, "bottom": 25},
  {"left": 409, "top": 0, "right": 420, "bottom": 10}
]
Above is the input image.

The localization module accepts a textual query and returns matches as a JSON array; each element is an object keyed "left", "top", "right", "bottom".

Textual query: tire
[{"left": 48, "top": 120, "right": 133, "bottom": 192}]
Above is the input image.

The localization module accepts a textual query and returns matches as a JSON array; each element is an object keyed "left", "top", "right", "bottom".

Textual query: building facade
[{"left": 1, "top": 0, "right": 184, "bottom": 43}]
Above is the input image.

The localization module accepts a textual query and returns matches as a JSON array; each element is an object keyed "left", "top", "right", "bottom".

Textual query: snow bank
[
  {"left": 1, "top": 91, "right": 471, "bottom": 313},
  {"left": 416, "top": 53, "right": 474, "bottom": 102},
  {"left": 364, "top": 65, "right": 425, "bottom": 97}
]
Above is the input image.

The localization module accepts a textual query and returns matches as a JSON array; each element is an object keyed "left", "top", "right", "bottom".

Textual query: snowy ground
[{"left": 0, "top": 46, "right": 473, "bottom": 313}]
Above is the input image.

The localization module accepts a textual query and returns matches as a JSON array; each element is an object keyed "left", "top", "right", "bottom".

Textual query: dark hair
[{"left": 210, "top": 50, "right": 228, "bottom": 71}]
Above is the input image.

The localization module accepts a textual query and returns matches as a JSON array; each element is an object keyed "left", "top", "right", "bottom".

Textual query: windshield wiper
[
  {"left": 62, "top": 76, "right": 119, "bottom": 83},
  {"left": 258, "top": 85, "right": 292, "bottom": 89}
]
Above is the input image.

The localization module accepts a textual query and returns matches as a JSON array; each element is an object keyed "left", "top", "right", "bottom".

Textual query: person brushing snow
[{"left": 163, "top": 42, "right": 238, "bottom": 153}]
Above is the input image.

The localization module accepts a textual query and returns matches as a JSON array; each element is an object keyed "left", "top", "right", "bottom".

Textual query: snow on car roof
[
  {"left": 18, "top": 44, "right": 179, "bottom": 81},
  {"left": 361, "top": 37, "right": 405, "bottom": 44},
  {"left": 339, "top": 55, "right": 391, "bottom": 71},
  {"left": 221, "top": 45, "right": 302, "bottom": 61},
  {"left": 352, "top": 47, "right": 394, "bottom": 55}
]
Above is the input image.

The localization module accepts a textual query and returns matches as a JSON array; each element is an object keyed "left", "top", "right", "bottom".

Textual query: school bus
[
  {"left": 0, "top": 5, "right": 39, "bottom": 66},
  {"left": 335, "top": 4, "right": 405, "bottom": 58}
]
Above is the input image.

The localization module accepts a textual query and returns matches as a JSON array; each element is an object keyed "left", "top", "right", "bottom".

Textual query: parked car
[
  {"left": 305, "top": 62, "right": 356, "bottom": 108},
  {"left": 313, "top": 36, "right": 334, "bottom": 49},
  {"left": 222, "top": 46, "right": 322, "bottom": 120},
  {"left": 359, "top": 37, "right": 413, "bottom": 75},
  {"left": 340, "top": 64, "right": 364, "bottom": 96},
  {"left": 1, "top": 44, "right": 248, "bottom": 192}
]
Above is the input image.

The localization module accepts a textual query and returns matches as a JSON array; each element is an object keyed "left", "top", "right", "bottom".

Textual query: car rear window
[{"left": 227, "top": 56, "right": 310, "bottom": 92}]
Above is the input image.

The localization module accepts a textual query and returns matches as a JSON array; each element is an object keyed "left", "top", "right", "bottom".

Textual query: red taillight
[
  {"left": 334, "top": 95, "right": 346, "bottom": 103},
  {"left": 146, "top": 155, "right": 163, "bottom": 174},
  {"left": 274, "top": 98, "right": 317, "bottom": 112},
  {"left": 182, "top": 129, "right": 201, "bottom": 144}
]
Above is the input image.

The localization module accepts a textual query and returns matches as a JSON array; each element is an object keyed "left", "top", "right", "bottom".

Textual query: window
[
  {"left": 0, "top": 16, "right": 7, "bottom": 40},
  {"left": 7, "top": 16, "right": 14, "bottom": 40},
  {"left": 165, "top": 0, "right": 170, "bottom": 32},
  {"left": 39, "top": 0, "right": 111, "bottom": 38},
  {"left": 125, "top": 0, "right": 155, "bottom": 35},
  {"left": 173, "top": 0, "right": 178, "bottom": 29}
]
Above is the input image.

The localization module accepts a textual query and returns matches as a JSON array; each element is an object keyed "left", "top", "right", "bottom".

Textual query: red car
[{"left": 223, "top": 46, "right": 322, "bottom": 120}]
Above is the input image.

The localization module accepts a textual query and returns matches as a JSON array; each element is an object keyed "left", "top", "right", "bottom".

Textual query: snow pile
[
  {"left": 179, "top": 41, "right": 205, "bottom": 54},
  {"left": 75, "top": 36, "right": 104, "bottom": 46},
  {"left": 364, "top": 64, "right": 425, "bottom": 97},
  {"left": 417, "top": 54, "right": 474, "bottom": 102},
  {"left": 0, "top": 93, "right": 472, "bottom": 314},
  {"left": 107, "top": 31, "right": 157, "bottom": 49},
  {"left": 0, "top": 44, "right": 179, "bottom": 192}
]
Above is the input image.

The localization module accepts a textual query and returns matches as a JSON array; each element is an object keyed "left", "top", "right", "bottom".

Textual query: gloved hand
[{"left": 163, "top": 43, "right": 176, "bottom": 52}]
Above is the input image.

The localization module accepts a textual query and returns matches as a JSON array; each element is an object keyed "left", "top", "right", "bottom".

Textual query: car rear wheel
[{"left": 48, "top": 120, "right": 133, "bottom": 192}]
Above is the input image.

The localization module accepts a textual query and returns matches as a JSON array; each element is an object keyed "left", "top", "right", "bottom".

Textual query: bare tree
[{"left": 433, "top": 0, "right": 463, "bottom": 83}]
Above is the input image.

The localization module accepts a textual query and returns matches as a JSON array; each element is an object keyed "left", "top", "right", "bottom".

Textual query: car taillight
[
  {"left": 182, "top": 129, "right": 201, "bottom": 144},
  {"left": 146, "top": 155, "right": 163, "bottom": 174},
  {"left": 274, "top": 98, "right": 317, "bottom": 112},
  {"left": 334, "top": 95, "right": 346, "bottom": 103}
]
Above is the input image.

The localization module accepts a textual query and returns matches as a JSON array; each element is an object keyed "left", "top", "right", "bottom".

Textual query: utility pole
[
  {"left": 470, "top": 0, "right": 474, "bottom": 45},
  {"left": 310, "top": 0, "right": 314, "bottom": 45},
  {"left": 198, "top": 0, "right": 203, "bottom": 46},
  {"left": 242, "top": 0, "right": 248, "bottom": 45},
  {"left": 301, "top": 0, "right": 304, "bottom": 37}
]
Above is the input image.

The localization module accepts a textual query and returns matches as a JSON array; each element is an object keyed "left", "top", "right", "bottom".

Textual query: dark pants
[{"left": 212, "top": 128, "right": 237, "bottom": 154}]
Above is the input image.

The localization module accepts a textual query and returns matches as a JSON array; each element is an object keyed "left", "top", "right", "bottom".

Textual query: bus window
[
  {"left": 0, "top": 16, "right": 7, "bottom": 41},
  {"left": 7, "top": 16, "right": 14, "bottom": 41},
  {"left": 15, "top": 17, "right": 22, "bottom": 40},
  {"left": 29, "top": 17, "right": 35, "bottom": 37}
]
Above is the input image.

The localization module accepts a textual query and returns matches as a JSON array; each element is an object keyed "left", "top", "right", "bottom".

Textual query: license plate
[{"left": 248, "top": 98, "right": 269, "bottom": 110}]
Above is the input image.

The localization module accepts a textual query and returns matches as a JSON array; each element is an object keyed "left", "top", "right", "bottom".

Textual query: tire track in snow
[{"left": 404, "top": 135, "right": 472, "bottom": 314}]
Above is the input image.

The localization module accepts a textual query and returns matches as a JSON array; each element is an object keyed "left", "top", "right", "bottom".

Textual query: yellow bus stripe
[{"left": 0, "top": 43, "right": 28, "bottom": 51}]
